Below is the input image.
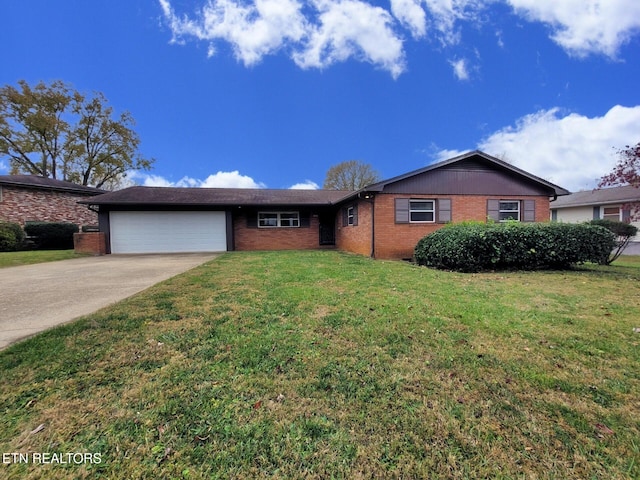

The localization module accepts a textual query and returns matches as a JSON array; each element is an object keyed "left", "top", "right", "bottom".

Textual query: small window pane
[
  {"left": 411, "top": 201, "right": 433, "bottom": 211},
  {"left": 280, "top": 213, "right": 299, "bottom": 227},
  {"left": 499, "top": 212, "right": 519, "bottom": 221},
  {"left": 500, "top": 202, "right": 519, "bottom": 211},
  {"left": 411, "top": 211, "right": 434, "bottom": 222},
  {"left": 259, "top": 213, "right": 278, "bottom": 227}
]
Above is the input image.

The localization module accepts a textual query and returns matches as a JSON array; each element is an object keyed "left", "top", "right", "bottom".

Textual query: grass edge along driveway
[{"left": 1, "top": 250, "right": 639, "bottom": 479}]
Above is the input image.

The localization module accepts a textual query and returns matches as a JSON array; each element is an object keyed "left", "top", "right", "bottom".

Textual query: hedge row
[
  {"left": 0, "top": 221, "right": 25, "bottom": 252},
  {"left": 414, "top": 222, "right": 616, "bottom": 272},
  {"left": 24, "top": 222, "right": 79, "bottom": 250}
]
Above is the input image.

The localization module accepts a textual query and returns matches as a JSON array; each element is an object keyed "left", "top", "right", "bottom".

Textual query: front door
[{"left": 319, "top": 215, "right": 335, "bottom": 245}]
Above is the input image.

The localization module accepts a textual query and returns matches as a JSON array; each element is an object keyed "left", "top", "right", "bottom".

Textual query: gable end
[{"left": 381, "top": 166, "right": 554, "bottom": 196}]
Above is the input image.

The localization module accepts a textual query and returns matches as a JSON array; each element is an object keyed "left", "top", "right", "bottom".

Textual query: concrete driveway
[{"left": 0, "top": 253, "right": 218, "bottom": 350}]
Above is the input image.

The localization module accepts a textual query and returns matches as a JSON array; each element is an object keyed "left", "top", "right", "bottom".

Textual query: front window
[
  {"left": 603, "top": 206, "right": 621, "bottom": 221},
  {"left": 499, "top": 201, "right": 520, "bottom": 221},
  {"left": 258, "top": 212, "right": 300, "bottom": 228},
  {"left": 410, "top": 200, "right": 435, "bottom": 222}
]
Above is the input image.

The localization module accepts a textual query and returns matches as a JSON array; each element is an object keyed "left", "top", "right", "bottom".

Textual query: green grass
[
  {"left": 0, "top": 250, "right": 83, "bottom": 268},
  {"left": 1, "top": 250, "right": 639, "bottom": 479}
]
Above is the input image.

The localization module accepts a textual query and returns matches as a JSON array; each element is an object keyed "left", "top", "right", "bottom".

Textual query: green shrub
[
  {"left": 24, "top": 222, "right": 79, "bottom": 250},
  {"left": 588, "top": 219, "right": 638, "bottom": 264},
  {"left": 0, "top": 221, "right": 25, "bottom": 252},
  {"left": 414, "top": 222, "right": 616, "bottom": 272}
]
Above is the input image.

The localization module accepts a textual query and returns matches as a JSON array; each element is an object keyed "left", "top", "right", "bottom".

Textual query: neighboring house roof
[
  {"left": 551, "top": 185, "right": 640, "bottom": 208},
  {"left": 0, "top": 175, "right": 106, "bottom": 195},
  {"left": 357, "top": 150, "right": 569, "bottom": 197},
  {"left": 81, "top": 186, "right": 353, "bottom": 207}
]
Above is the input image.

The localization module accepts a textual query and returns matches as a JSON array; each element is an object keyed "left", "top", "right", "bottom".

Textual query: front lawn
[
  {"left": 1, "top": 251, "right": 639, "bottom": 479},
  {"left": 0, "top": 250, "right": 82, "bottom": 268}
]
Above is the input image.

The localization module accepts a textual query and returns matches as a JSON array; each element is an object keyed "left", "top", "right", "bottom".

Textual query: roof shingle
[
  {"left": 0, "top": 175, "right": 106, "bottom": 195},
  {"left": 552, "top": 185, "right": 640, "bottom": 208},
  {"left": 81, "top": 186, "right": 354, "bottom": 206}
]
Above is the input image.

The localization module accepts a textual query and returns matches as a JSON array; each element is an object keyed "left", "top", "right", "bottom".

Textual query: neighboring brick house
[
  {"left": 81, "top": 151, "right": 569, "bottom": 259},
  {"left": 0, "top": 175, "right": 105, "bottom": 227}
]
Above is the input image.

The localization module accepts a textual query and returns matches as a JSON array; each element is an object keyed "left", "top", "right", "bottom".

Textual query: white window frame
[
  {"left": 258, "top": 211, "right": 300, "bottom": 228},
  {"left": 602, "top": 206, "right": 621, "bottom": 221},
  {"left": 409, "top": 199, "right": 435, "bottom": 223},
  {"left": 499, "top": 201, "right": 520, "bottom": 221},
  {"left": 347, "top": 206, "right": 355, "bottom": 226}
]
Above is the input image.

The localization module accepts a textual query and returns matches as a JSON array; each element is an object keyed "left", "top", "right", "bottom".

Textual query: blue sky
[{"left": 1, "top": 0, "right": 639, "bottom": 192}]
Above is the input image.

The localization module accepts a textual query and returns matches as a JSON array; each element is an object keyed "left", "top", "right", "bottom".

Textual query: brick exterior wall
[
  {"left": 338, "top": 194, "right": 551, "bottom": 260},
  {"left": 74, "top": 232, "right": 106, "bottom": 255},
  {"left": 0, "top": 185, "right": 98, "bottom": 227},
  {"left": 233, "top": 213, "right": 324, "bottom": 251},
  {"left": 335, "top": 200, "right": 373, "bottom": 257}
]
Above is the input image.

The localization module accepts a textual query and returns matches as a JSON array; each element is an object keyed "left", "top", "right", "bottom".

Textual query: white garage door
[{"left": 110, "top": 211, "right": 227, "bottom": 254}]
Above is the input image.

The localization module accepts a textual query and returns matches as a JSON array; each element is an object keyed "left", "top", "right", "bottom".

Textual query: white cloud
[
  {"left": 159, "top": 0, "right": 307, "bottom": 66},
  {"left": 200, "top": 171, "right": 267, "bottom": 188},
  {"left": 128, "top": 170, "right": 266, "bottom": 188},
  {"left": 390, "top": 0, "right": 427, "bottom": 38},
  {"left": 159, "top": 0, "right": 640, "bottom": 75},
  {"left": 462, "top": 105, "right": 640, "bottom": 191},
  {"left": 505, "top": 0, "right": 640, "bottom": 58},
  {"left": 449, "top": 57, "right": 469, "bottom": 80},
  {"left": 289, "top": 180, "right": 320, "bottom": 189},
  {"left": 294, "top": 0, "right": 405, "bottom": 77},
  {"left": 0, "top": 161, "right": 8, "bottom": 173},
  {"left": 423, "top": 0, "right": 484, "bottom": 45}
]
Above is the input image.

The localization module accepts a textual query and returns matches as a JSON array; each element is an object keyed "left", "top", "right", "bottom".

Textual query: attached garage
[{"left": 109, "top": 211, "right": 227, "bottom": 254}]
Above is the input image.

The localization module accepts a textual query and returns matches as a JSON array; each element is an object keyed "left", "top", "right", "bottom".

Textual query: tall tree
[
  {"left": 323, "top": 160, "right": 380, "bottom": 190},
  {"left": 0, "top": 80, "right": 153, "bottom": 188},
  {"left": 599, "top": 142, "right": 640, "bottom": 188}
]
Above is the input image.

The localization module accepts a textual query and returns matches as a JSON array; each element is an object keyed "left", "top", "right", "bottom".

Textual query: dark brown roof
[
  {"left": 82, "top": 186, "right": 353, "bottom": 207},
  {"left": 0, "top": 175, "right": 106, "bottom": 195},
  {"left": 551, "top": 185, "right": 640, "bottom": 208},
  {"left": 81, "top": 150, "right": 570, "bottom": 208},
  {"left": 360, "top": 150, "right": 570, "bottom": 197}
]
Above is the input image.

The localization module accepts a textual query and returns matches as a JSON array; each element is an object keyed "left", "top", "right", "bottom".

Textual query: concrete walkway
[{"left": 0, "top": 253, "right": 218, "bottom": 350}]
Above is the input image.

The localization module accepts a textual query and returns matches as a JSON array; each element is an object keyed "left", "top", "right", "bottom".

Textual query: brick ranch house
[
  {"left": 0, "top": 175, "right": 105, "bottom": 227},
  {"left": 81, "top": 151, "right": 569, "bottom": 260}
]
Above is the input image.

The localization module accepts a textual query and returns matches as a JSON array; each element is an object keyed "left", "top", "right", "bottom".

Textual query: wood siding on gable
[{"left": 381, "top": 168, "right": 552, "bottom": 196}]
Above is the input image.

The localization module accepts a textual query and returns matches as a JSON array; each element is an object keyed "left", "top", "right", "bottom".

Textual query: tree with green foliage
[
  {"left": 323, "top": 160, "right": 380, "bottom": 190},
  {"left": 0, "top": 80, "right": 154, "bottom": 189}
]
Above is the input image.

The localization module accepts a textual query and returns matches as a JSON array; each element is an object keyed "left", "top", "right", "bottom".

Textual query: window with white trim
[
  {"left": 258, "top": 212, "right": 300, "bottom": 228},
  {"left": 347, "top": 206, "right": 355, "bottom": 225},
  {"left": 499, "top": 201, "right": 520, "bottom": 221},
  {"left": 603, "top": 206, "right": 621, "bottom": 221},
  {"left": 409, "top": 200, "right": 435, "bottom": 222}
]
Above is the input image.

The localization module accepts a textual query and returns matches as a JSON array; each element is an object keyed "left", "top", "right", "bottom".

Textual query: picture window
[{"left": 258, "top": 212, "right": 300, "bottom": 228}]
